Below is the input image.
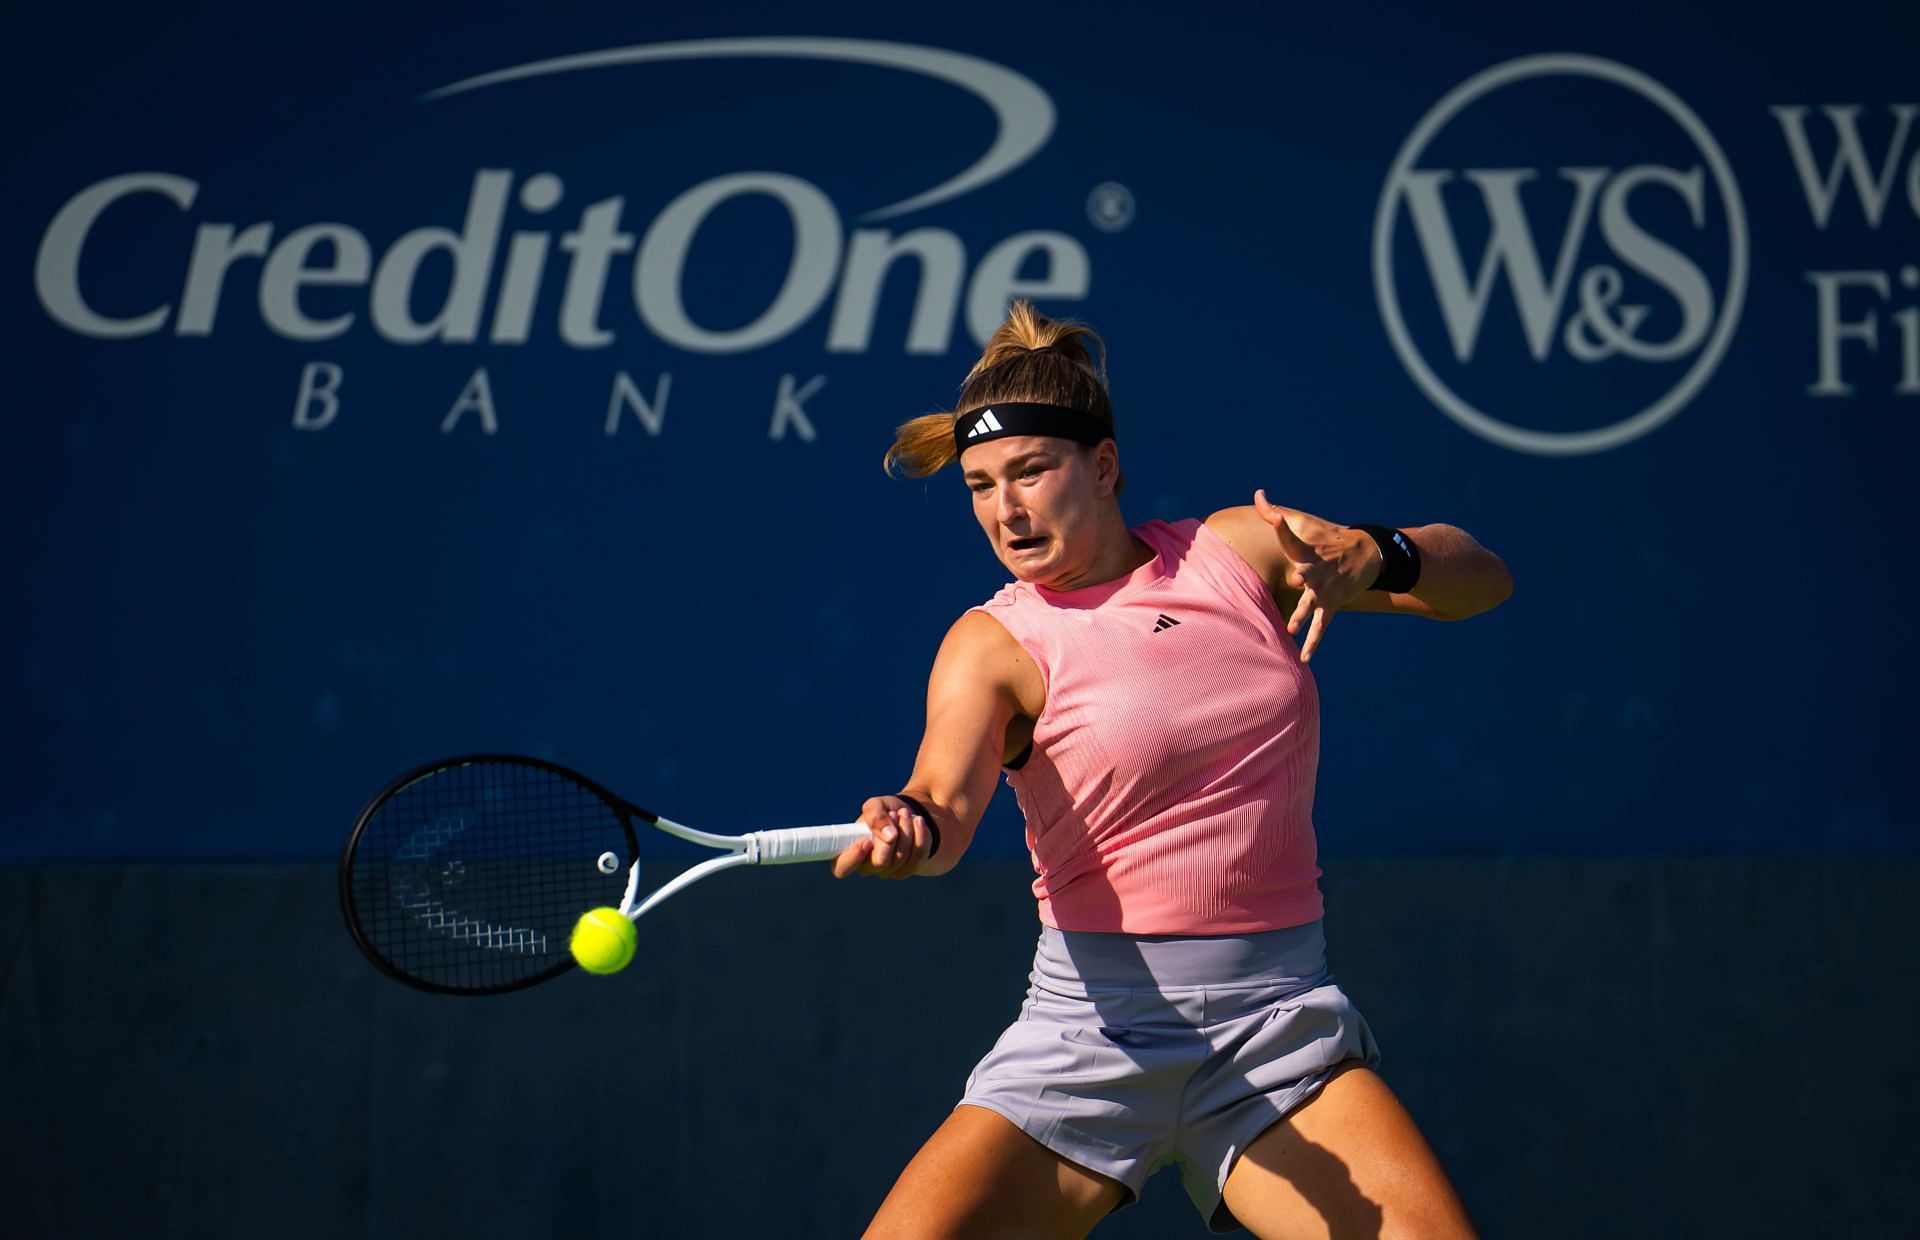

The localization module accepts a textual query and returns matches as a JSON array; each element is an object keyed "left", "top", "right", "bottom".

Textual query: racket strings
[{"left": 347, "top": 759, "right": 633, "bottom": 992}]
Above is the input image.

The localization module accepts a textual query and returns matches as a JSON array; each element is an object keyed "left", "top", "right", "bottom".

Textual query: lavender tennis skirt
[{"left": 958, "top": 920, "right": 1380, "bottom": 1233}]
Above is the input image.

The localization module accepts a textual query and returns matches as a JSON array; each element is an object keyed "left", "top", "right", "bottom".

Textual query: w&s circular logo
[{"left": 1373, "top": 55, "right": 1748, "bottom": 455}]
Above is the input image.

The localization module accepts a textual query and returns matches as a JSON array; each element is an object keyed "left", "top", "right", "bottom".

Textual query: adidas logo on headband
[
  {"left": 965, "top": 409, "right": 1005, "bottom": 439},
  {"left": 953, "top": 402, "right": 1113, "bottom": 453}
]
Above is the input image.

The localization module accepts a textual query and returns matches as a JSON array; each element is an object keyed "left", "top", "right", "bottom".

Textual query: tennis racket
[{"left": 339, "top": 753, "right": 870, "bottom": 996}]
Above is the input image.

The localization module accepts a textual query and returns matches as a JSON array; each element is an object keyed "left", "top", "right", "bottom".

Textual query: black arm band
[
  {"left": 893, "top": 793, "right": 941, "bottom": 859},
  {"left": 1350, "top": 524, "right": 1422, "bottom": 593}
]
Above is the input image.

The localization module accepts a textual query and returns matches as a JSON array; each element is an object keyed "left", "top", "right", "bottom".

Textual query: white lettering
[
  {"left": 491, "top": 235, "right": 550, "bottom": 344},
  {"left": 828, "top": 228, "right": 966, "bottom": 354},
  {"left": 491, "top": 174, "right": 565, "bottom": 344},
  {"left": 1806, "top": 270, "right": 1889, "bottom": 396},
  {"left": 606, "top": 371, "right": 671, "bottom": 436},
  {"left": 966, "top": 231, "right": 1090, "bottom": 345},
  {"left": 36, "top": 169, "right": 1097, "bottom": 354},
  {"left": 1897, "top": 306, "right": 1920, "bottom": 395},
  {"left": 293, "top": 362, "right": 344, "bottom": 430},
  {"left": 558, "top": 198, "right": 633, "bottom": 348},
  {"left": 1399, "top": 168, "right": 1609, "bottom": 362},
  {"left": 770, "top": 373, "right": 825, "bottom": 441},
  {"left": 35, "top": 173, "right": 198, "bottom": 338},
  {"left": 1586, "top": 166, "right": 1713, "bottom": 362},
  {"left": 371, "top": 170, "right": 511, "bottom": 343},
  {"left": 260, "top": 225, "right": 371, "bottom": 341},
  {"left": 638, "top": 174, "right": 842, "bottom": 353},
  {"left": 1771, "top": 105, "right": 1918, "bottom": 230},
  {"left": 179, "top": 223, "right": 274, "bottom": 336},
  {"left": 441, "top": 367, "right": 499, "bottom": 434}
]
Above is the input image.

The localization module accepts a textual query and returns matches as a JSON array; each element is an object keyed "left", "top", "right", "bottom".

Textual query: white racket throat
[
  {"left": 615, "top": 816, "right": 871, "bottom": 920},
  {"left": 341, "top": 755, "right": 880, "bottom": 995}
]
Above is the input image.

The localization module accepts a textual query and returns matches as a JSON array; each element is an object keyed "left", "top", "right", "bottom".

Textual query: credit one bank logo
[
  {"left": 32, "top": 38, "right": 1085, "bottom": 358},
  {"left": 1373, "top": 55, "right": 1749, "bottom": 455}
]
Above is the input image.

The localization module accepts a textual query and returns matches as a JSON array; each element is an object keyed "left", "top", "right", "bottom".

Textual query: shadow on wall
[{"left": 0, "top": 857, "right": 1915, "bottom": 1238}]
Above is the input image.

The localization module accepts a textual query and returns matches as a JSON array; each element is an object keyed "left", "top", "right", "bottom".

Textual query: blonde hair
[{"left": 884, "top": 300, "right": 1115, "bottom": 483}]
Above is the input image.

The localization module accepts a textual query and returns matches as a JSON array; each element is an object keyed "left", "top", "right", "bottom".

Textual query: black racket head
[{"left": 339, "top": 754, "right": 642, "bottom": 996}]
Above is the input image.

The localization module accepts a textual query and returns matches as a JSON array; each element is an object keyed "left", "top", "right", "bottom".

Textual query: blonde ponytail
[{"left": 883, "top": 300, "right": 1115, "bottom": 480}]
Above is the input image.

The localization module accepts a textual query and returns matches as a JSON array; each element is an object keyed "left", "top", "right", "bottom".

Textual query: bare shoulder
[
  {"left": 933, "top": 609, "right": 1045, "bottom": 716},
  {"left": 1204, "top": 505, "right": 1288, "bottom": 592},
  {"left": 1204, "top": 504, "right": 1272, "bottom": 547},
  {"left": 937, "top": 609, "right": 1033, "bottom": 680}
]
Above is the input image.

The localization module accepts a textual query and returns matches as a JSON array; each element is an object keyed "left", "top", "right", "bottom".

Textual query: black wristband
[
  {"left": 893, "top": 793, "right": 941, "bottom": 859},
  {"left": 1350, "top": 524, "right": 1421, "bottom": 593}
]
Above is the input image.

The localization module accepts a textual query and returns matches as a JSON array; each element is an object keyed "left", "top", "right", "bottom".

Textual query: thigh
[
  {"left": 1219, "top": 1064, "right": 1477, "bottom": 1240},
  {"left": 862, "top": 1103, "right": 1128, "bottom": 1240}
]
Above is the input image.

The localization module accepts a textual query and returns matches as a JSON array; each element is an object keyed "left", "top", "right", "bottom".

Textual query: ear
[{"left": 1091, "top": 439, "right": 1121, "bottom": 496}]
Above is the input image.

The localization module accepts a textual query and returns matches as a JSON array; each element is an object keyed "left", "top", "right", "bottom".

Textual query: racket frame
[
  {"left": 339, "top": 753, "right": 644, "bottom": 996},
  {"left": 339, "top": 753, "right": 871, "bottom": 996}
]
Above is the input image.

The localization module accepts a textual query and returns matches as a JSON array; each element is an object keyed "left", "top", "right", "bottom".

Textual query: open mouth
[{"left": 1007, "top": 536, "right": 1047, "bottom": 553}]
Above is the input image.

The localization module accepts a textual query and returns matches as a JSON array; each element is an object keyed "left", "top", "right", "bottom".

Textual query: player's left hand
[{"left": 1252, "top": 489, "right": 1383, "bottom": 662}]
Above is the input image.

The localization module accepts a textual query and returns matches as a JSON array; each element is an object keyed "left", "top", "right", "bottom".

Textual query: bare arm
[
  {"left": 831, "top": 610, "right": 1042, "bottom": 879},
  {"left": 1207, "top": 495, "right": 1512, "bottom": 658},
  {"left": 1353, "top": 521, "right": 1513, "bottom": 621}
]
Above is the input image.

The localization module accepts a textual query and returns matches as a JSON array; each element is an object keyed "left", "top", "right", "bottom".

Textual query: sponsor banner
[{"left": 4, "top": 2, "right": 1912, "bottom": 858}]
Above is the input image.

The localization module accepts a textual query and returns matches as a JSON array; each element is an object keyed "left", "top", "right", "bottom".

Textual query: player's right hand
[{"left": 832, "top": 796, "right": 933, "bottom": 880}]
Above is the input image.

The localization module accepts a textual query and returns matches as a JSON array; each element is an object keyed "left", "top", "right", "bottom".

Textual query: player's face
[{"left": 960, "top": 435, "right": 1110, "bottom": 586}]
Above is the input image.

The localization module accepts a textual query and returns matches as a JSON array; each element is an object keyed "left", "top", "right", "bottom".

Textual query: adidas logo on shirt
[
  {"left": 1152, "top": 614, "right": 1180, "bottom": 632},
  {"left": 964, "top": 409, "right": 1005, "bottom": 438}
]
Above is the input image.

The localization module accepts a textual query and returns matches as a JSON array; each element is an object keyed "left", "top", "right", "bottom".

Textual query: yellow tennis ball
[{"left": 570, "top": 907, "right": 636, "bottom": 975}]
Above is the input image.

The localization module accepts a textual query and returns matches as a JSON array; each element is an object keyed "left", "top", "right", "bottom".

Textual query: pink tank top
[{"left": 973, "top": 518, "right": 1323, "bottom": 935}]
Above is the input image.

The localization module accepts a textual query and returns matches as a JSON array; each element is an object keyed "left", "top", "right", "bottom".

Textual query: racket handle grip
[{"left": 748, "top": 822, "right": 873, "bottom": 865}]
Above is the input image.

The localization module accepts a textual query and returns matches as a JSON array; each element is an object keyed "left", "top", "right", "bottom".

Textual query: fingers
[
  {"left": 1288, "top": 586, "right": 1314, "bottom": 635},
  {"left": 869, "top": 804, "right": 910, "bottom": 871},
  {"left": 831, "top": 834, "right": 874, "bottom": 879},
  {"left": 1285, "top": 586, "right": 1338, "bottom": 662},
  {"left": 1257, "top": 490, "right": 1358, "bottom": 662},
  {"left": 876, "top": 804, "right": 932, "bottom": 879},
  {"left": 1301, "top": 603, "right": 1331, "bottom": 662},
  {"left": 895, "top": 812, "right": 930, "bottom": 881},
  {"left": 1254, "top": 489, "right": 1313, "bottom": 561},
  {"left": 837, "top": 797, "right": 930, "bottom": 880},
  {"left": 873, "top": 808, "right": 906, "bottom": 869}
]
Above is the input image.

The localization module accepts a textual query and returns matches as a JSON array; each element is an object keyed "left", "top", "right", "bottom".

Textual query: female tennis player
[{"left": 833, "top": 301, "right": 1506, "bottom": 1239}]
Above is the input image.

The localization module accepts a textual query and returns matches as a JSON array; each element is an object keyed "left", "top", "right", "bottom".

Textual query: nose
[{"left": 995, "top": 484, "right": 1025, "bottom": 526}]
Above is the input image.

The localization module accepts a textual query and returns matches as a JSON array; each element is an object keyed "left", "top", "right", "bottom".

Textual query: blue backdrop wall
[
  {"left": 8, "top": 0, "right": 1913, "bottom": 862},
  {"left": 4, "top": 3, "right": 1917, "bottom": 1237}
]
